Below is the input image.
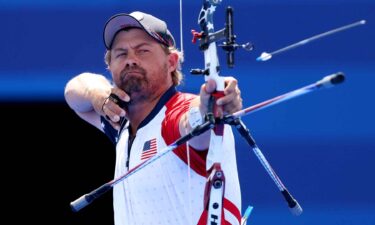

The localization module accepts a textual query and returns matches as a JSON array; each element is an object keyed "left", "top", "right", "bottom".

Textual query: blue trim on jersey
[
  {"left": 138, "top": 86, "right": 177, "bottom": 130},
  {"left": 101, "top": 116, "right": 124, "bottom": 144},
  {"left": 102, "top": 86, "right": 177, "bottom": 144}
]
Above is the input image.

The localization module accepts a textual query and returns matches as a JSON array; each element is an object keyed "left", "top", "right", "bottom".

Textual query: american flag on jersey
[{"left": 140, "top": 138, "right": 157, "bottom": 160}]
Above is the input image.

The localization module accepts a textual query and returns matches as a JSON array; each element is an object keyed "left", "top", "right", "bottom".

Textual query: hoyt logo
[{"left": 209, "top": 214, "right": 219, "bottom": 225}]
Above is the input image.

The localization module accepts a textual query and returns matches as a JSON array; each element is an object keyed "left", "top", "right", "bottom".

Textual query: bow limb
[{"left": 198, "top": 1, "right": 228, "bottom": 225}]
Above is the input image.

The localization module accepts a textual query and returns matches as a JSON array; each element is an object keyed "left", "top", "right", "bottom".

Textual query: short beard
[
  {"left": 116, "top": 63, "right": 170, "bottom": 104},
  {"left": 122, "top": 76, "right": 145, "bottom": 94},
  {"left": 118, "top": 65, "right": 149, "bottom": 102}
]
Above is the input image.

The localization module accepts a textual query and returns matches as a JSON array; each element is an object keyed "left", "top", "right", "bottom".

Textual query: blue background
[{"left": 1, "top": 0, "right": 374, "bottom": 224}]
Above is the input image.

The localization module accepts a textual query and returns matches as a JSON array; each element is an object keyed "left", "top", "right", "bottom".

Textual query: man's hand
[
  {"left": 179, "top": 76, "right": 242, "bottom": 150},
  {"left": 101, "top": 87, "right": 130, "bottom": 129},
  {"left": 199, "top": 77, "right": 243, "bottom": 118}
]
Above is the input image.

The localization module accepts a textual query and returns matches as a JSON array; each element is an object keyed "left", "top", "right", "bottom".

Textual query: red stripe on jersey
[
  {"left": 224, "top": 198, "right": 241, "bottom": 224},
  {"left": 161, "top": 92, "right": 207, "bottom": 177},
  {"left": 197, "top": 210, "right": 207, "bottom": 225}
]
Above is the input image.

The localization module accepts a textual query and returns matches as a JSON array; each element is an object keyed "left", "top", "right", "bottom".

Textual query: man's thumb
[{"left": 205, "top": 79, "right": 217, "bottom": 94}]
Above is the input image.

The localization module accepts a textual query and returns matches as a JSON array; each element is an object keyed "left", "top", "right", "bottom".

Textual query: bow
[
  {"left": 192, "top": 1, "right": 251, "bottom": 170},
  {"left": 190, "top": 1, "right": 253, "bottom": 224},
  {"left": 194, "top": 1, "right": 227, "bottom": 224}
]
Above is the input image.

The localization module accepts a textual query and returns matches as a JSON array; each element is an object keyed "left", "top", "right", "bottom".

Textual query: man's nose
[{"left": 125, "top": 51, "right": 138, "bottom": 67}]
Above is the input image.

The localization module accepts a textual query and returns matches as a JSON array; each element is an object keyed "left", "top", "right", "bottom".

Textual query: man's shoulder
[
  {"left": 170, "top": 91, "right": 197, "bottom": 103},
  {"left": 164, "top": 91, "right": 197, "bottom": 111}
]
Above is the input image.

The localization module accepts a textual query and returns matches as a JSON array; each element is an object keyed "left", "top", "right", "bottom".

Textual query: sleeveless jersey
[{"left": 102, "top": 87, "right": 242, "bottom": 225}]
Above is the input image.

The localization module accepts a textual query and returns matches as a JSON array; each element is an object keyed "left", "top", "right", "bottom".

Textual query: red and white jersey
[{"left": 102, "top": 87, "right": 241, "bottom": 225}]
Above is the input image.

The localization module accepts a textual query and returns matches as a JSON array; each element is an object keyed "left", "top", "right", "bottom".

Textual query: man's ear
[{"left": 167, "top": 52, "right": 179, "bottom": 72}]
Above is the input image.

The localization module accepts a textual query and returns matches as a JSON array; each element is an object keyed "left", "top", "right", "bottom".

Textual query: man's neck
[
  {"left": 126, "top": 101, "right": 154, "bottom": 134},
  {"left": 126, "top": 87, "right": 168, "bottom": 135}
]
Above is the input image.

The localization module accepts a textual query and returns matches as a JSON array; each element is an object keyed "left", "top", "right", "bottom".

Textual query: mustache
[{"left": 120, "top": 65, "right": 146, "bottom": 77}]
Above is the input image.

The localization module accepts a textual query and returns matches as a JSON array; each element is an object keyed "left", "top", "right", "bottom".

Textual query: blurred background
[{"left": 1, "top": 0, "right": 374, "bottom": 224}]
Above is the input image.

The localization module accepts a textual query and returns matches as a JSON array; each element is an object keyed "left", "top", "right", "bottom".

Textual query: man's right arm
[{"left": 64, "top": 72, "right": 112, "bottom": 131}]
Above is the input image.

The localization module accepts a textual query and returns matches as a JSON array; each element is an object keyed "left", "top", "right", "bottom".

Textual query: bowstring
[
  {"left": 179, "top": 0, "right": 184, "bottom": 60},
  {"left": 180, "top": 1, "right": 192, "bottom": 224}
]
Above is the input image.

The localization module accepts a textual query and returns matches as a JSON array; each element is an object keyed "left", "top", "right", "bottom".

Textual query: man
[{"left": 65, "top": 11, "right": 243, "bottom": 225}]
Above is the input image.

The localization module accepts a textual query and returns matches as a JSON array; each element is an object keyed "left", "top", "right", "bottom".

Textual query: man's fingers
[
  {"left": 102, "top": 96, "right": 126, "bottom": 120},
  {"left": 103, "top": 103, "right": 121, "bottom": 122},
  {"left": 108, "top": 121, "right": 121, "bottom": 130},
  {"left": 200, "top": 77, "right": 242, "bottom": 116},
  {"left": 217, "top": 87, "right": 239, "bottom": 105},
  {"left": 224, "top": 78, "right": 238, "bottom": 94},
  {"left": 204, "top": 79, "right": 217, "bottom": 94},
  {"left": 222, "top": 98, "right": 243, "bottom": 114},
  {"left": 111, "top": 88, "right": 130, "bottom": 102}
]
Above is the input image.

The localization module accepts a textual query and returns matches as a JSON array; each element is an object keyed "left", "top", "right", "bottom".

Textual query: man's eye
[
  {"left": 138, "top": 49, "right": 149, "bottom": 54},
  {"left": 116, "top": 53, "right": 127, "bottom": 58}
]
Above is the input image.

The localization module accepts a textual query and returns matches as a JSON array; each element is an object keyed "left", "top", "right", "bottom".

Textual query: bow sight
[{"left": 191, "top": 6, "right": 253, "bottom": 76}]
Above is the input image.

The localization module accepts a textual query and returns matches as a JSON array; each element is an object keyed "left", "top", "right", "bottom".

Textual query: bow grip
[
  {"left": 211, "top": 91, "right": 225, "bottom": 135},
  {"left": 211, "top": 91, "right": 225, "bottom": 118}
]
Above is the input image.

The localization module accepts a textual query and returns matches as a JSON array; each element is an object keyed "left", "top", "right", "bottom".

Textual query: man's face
[{"left": 109, "top": 28, "right": 175, "bottom": 103}]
